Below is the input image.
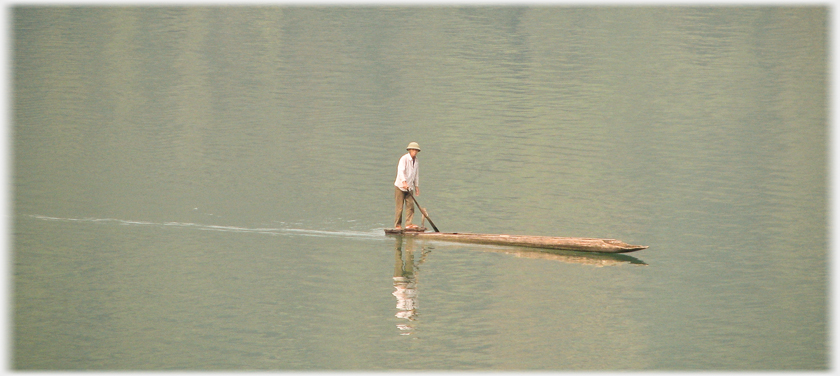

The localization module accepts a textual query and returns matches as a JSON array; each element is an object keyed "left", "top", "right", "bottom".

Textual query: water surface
[{"left": 13, "top": 6, "right": 827, "bottom": 370}]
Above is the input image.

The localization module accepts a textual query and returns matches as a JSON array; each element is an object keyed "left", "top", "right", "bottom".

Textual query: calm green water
[{"left": 13, "top": 6, "right": 827, "bottom": 370}]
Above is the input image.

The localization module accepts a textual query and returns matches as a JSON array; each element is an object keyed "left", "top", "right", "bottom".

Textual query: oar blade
[{"left": 408, "top": 192, "right": 440, "bottom": 232}]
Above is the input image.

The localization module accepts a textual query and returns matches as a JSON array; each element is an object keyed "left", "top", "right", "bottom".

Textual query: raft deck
[{"left": 385, "top": 229, "right": 648, "bottom": 253}]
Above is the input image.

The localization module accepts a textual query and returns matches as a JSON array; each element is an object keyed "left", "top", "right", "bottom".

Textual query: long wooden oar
[{"left": 407, "top": 191, "right": 439, "bottom": 232}]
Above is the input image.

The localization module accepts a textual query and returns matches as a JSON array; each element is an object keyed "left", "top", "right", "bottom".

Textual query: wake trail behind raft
[{"left": 27, "top": 214, "right": 388, "bottom": 240}]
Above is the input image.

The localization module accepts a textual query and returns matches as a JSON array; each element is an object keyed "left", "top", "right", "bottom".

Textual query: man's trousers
[{"left": 394, "top": 187, "right": 415, "bottom": 228}]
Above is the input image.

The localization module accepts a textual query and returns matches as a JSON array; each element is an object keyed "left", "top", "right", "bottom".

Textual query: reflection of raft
[
  {"left": 384, "top": 229, "right": 647, "bottom": 253},
  {"left": 499, "top": 248, "right": 647, "bottom": 266}
]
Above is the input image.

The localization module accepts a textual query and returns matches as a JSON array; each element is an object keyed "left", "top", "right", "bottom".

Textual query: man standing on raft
[{"left": 394, "top": 142, "right": 421, "bottom": 229}]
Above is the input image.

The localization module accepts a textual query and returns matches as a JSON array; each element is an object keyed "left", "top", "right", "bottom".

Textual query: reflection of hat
[{"left": 406, "top": 142, "right": 421, "bottom": 151}]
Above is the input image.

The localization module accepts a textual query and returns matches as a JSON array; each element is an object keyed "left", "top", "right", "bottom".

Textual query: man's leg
[
  {"left": 394, "top": 186, "right": 405, "bottom": 228},
  {"left": 404, "top": 192, "right": 415, "bottom": 226}
]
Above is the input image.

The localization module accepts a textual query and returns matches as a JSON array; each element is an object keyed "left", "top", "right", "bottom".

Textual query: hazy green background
[{"left": 13, "top": 6, "right": 827, "bottom": 370}]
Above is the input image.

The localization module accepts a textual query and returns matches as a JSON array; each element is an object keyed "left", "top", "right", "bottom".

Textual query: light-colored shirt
[{"left": 394, "top": 153, "right": 419, "bottom": 191}]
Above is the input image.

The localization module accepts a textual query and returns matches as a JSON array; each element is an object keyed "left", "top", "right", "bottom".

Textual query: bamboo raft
[{"left": 385, "top": 228, "right": 648, "bottom": 253}]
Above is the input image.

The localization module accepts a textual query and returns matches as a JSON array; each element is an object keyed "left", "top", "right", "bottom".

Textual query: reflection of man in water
[{"left": 393, "top": 237, "right": 424, "bottom": 335}]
